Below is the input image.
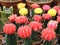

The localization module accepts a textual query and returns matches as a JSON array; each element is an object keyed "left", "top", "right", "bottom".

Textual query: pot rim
[
  {"left": 1, "top": 0, "right": 22, "bottom": 3},
  {"left": 55, "top": 0, "right": 60, "bottom": 3},
  {"left": 26, "top": 0, "right": 53, "bottom": 4}
]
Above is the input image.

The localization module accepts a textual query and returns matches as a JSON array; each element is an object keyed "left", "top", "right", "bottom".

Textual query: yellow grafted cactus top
[
  {"left": 48, "top": 9, "right": 57, "bottom": 17},
  {"left": 17, "top": 3, "right": 26, "bottom": 9},
  {"left": 34, "top": 8, "right": 43, "bottom": 14},
  {"left": 19, "top": 8, "right": 28, "bottom": 15}
]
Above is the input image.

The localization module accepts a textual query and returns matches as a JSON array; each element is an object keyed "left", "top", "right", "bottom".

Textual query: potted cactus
[
  {"left": 26, "top": 0, "right": 53, "bottom": 10},
  {"left": 1, "top": 0, "right": 22, "bottom": 14}
]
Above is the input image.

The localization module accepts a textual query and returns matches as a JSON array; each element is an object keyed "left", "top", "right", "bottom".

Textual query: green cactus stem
[
  {"left": 0, "top": 7, "right": 1, "bottom": 19},
  {"left": 55, "top": 23, "right": 60, "bottom": 34},
  {"left": 43, "top": 20, "right": 49, "bottom": 28},
  {"left": 9, "top": 6, "right": 13, "bottom": 13},
  {"left": 0, "top": 7, "right": 4, "bottom": 32},
  {"left": 0, "top": 20, "right": 4, "bottom": 32},
  {"left": 43, "top": 38, "right": 57, "bottom": 45},
  {"left": 31, "top": 31, "right": 39, "bottom": 42},
  {"left": 43, "top": 40, "right": 53, "bottom": 45},
  {"left": 24, "top": 38, "right": 32, "bottom": 45},
  {"left": 1, "top": 6, "right": 13, "bottom": 23},
  {"left": 55, "top": 23, "right": 60, "bottom": 40},
  {"left": 52, "top": 15, "right": 57, "bottom": 20},
  {"left": 6, "top": 34, "right": 17, "bottom": 45},
  {"left": 2, "top": 6, "right": 13, "bottom": 14}
]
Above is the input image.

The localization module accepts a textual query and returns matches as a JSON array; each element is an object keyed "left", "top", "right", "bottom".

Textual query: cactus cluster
[{"left": 2, "top": 3, "right": 60, "bottom": 45}]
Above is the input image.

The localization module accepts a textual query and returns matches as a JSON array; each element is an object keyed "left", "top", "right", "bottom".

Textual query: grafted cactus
[{"left": 6, "top": 34, "right": 17, "bottom": 45}]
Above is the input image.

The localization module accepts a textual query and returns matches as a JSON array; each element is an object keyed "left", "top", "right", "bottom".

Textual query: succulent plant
[
  {"left": 0, "top": 20, "right": 4, "bottom": 32},
  {"left": 0, "top": 6, "right": 13, "bottom": 23},
  {"left": 0, "top": 6, "right": 13, "bottom": 32}
]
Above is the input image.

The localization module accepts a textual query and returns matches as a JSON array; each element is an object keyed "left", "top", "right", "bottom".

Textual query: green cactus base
[
  {"left": 0, "top": 20, "right": 4, "bottom": 32},
  {"left": 24, "top": 38, "right": 32, "bottom": 45},
  {"left": 6, "top": 34, "right": 17, "bottom": 45},
  {"left": 31, "top": 31, "right": 39, "bottom": 42},
  {"left": 43, "top": 20, "right": 49, "bottom": 28},
  {"left": 43, "top": 40, "right": 53, "bottom": 45},
  {"left": 52, "top": 16, "right": 57, "bottom": 20},
  {"left": 56, "top": 23, "right": 60, "bottom": 34}
]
